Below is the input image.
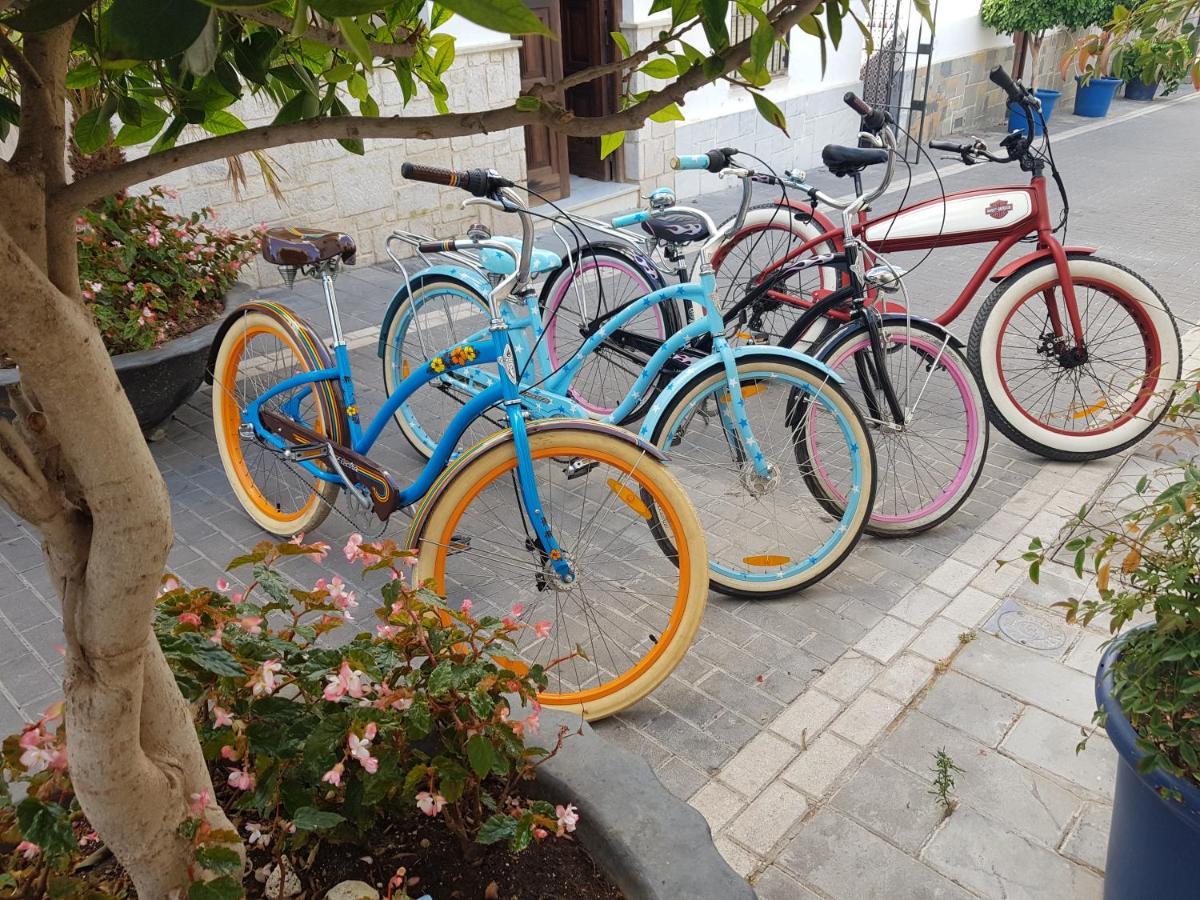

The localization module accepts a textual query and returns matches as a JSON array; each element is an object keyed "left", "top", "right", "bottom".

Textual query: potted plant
[
  {"left": 0, "top": 537, "right": 750, "bottom": 899},
  {"left": 982, "top": 0, "right": 1118, "bottom": 131},
  {"left": 1115, "top": 32, "right": 1198, "bottom": 99},
  {"left": 0, "top": 187, "right": 258, "bottom": 430},
  {"left": 1021, "top": 374, "right": 1200, "bottom": 898}
]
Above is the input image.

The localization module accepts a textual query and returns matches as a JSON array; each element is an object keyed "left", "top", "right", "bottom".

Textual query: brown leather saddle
[{"left": 261, "top": 226, "right": 357, "bottom": 267}]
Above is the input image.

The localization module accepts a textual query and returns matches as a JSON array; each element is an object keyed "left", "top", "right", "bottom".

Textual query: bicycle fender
[
  {"left": 989, "top": 246, "right": 1096, "bottom": 283},
  {"left": 205, "top": 300, "right": 350, "bottom": 446},
  {"left": 376, "top": 266, "right": 493, "bottom": 358},
  {"left": 541, "top": 240, "right": 667, "bottom": 300},
  {"left": 637, "top": 347, "right": 844, "bottom": 442},
  {"left": 773, "top": 199, "right": 840, "bottom": 238},
  {"left": 811, "top": 314, "right": 966, "bottom": 360},
  {"left": 404, "top": 418, "right": 667, "bottom": 549}
]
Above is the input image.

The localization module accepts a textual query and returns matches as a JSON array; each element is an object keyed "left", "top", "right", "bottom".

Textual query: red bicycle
[{"left": 713, "top": 67, "right": 1182, "bottom": 461}]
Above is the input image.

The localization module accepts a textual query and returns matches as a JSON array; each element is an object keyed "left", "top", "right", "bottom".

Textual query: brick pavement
[{"left": 1, "top": 89, "right": 1198, "bottom": 896}]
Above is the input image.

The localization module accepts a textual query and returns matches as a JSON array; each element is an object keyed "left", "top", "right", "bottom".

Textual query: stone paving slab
[{"left": 0, "top": 85, "right": 1198, "bottom": 897}]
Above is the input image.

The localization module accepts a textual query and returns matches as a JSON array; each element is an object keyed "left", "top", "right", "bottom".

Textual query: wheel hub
[{"left": 740, "top": 462, "right": 781, "bottom": 497}]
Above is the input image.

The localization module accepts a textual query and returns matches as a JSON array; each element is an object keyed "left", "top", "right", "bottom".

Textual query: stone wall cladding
[
  {"left": 621, "top": 18, "right": 679, "bottom": 197},
  {"left": 134, "top": 44, "right": 526, "bottom": 287},
  {"left": 920, "top": 29, "right": 1085, "bottom": 140}
]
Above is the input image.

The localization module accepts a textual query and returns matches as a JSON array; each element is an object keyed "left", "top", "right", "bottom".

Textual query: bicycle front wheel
[
  {"left": 381, "top": 278, "right": 498, "bottom": 459},
  {"left": 412, "top": 428, "right": 708, "bottom": 720},
  {"left": 971, "top": 256, "right": 1181, "bottom": 460},
  {"left": 211, "top": 310, "right": 340, "bottom": 536},
  {"left": 648, "top": 354, "right": 875, "bottom": 597},
  {"left": 813, "top": 320, "right": 988, "bottom": 537}
]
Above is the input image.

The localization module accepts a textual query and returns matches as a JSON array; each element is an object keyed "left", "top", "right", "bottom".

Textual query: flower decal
[
  {"left": 430, "top": 356, "right": 446, "bottom": 373},
  {"left": 448, "top": 344, "right": 477, "bottom": 366}
]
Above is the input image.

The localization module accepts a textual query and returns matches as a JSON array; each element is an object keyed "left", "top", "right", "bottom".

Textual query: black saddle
[
  {"left": 261, "top": 226, "right": 357, "bottom": 267},
  {"left": 641, "top": 210, "right": 711, "bottom": 245},
  {"left": 822, "top": 144, "right": 890, "bottom": 177}
]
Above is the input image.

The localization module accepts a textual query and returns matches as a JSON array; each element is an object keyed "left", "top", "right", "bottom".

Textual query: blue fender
[
  {"left": 376, "top": 265, "right": 493, "bottom": 359},
  {"left": 637, "top": 346, "right": 844, "bottom": 442}
]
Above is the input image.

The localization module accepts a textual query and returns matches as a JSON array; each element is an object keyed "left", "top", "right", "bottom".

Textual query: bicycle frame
[
  {"left": 240, "top": 265, "right": 575, "bottom": 579},
  {"left": 758, "top": 172, "right": 1094, "bottom": 344}
]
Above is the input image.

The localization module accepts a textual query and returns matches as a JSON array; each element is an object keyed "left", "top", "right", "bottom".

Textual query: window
[{"left": 728, "top": 10, "right": 790, "bottom": 78}]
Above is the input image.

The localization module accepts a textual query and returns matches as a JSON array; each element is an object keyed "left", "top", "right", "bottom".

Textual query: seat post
[{"left": 319, "top": 262, "right": 346, "bottom": 347}]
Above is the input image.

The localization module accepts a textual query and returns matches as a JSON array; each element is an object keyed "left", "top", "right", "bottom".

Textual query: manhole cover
[{"left": 996, "top": 608, "right": 1066, "bottom": 651}]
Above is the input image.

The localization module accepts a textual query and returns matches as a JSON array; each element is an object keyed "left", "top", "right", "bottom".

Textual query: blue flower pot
[
  {"left": 1006, "top": 88, "right": 1060, "bottom": 136},
  {"left": 1125, "top": 77, "right": 1159, "bottom": 101},
  {"left": 1073, "top": 76, "right": 1122, "bottom": 117},
  {"left": 1098, "top": 628, "right": 1200, "bottom": 899}
]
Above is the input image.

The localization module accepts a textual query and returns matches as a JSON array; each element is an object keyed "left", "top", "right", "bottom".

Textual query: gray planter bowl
[
  {"left": 522, "top": 704, "right": 756, "bottom": 900},
  {"left": 0, "top": 284, "right": 251, "bottom": 430}
]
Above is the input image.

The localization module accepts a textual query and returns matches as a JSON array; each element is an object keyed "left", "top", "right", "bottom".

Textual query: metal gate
[{"left": 859, "top": 0, "right": 938, "bottom": 164}]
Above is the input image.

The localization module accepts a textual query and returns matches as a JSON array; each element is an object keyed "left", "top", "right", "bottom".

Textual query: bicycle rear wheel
[
  {"left": 647, "top": 354, "right": 875, "bottom": 597},
  {"left": 412, "top": 428, "right": 708, "bottom": 720},
  {"left": 381, "top": 278, "right": 498, "bottom": 459},
  {"left": 540, "top": 245, "right": 677, "bottom": 421},
  {"left": 810, "top": 319, "right": 988, "bottom": 537},
  {"left": 211, "top": 310, "right": 340, "bottom": 536}
]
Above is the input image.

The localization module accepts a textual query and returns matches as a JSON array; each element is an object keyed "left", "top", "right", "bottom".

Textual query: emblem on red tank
[{"left": 986, "top": 199, "right": 1014, "bottom": 219}]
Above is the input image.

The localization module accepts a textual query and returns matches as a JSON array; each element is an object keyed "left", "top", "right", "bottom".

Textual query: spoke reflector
[
  {"left": 1071, "top": 399, "right": 1108, "bottom": 420},
  {"left": 743, "top": 554, "right": 792, "bottom": 567},
  {"left": 719, "top": 383, "right": 767, "bottom": 402},
  {"left": 607, "top": 478, "right": 652, "bottom": 520},
  {"left": 401, "top": 359, "right": 411, "bottom": 379}
]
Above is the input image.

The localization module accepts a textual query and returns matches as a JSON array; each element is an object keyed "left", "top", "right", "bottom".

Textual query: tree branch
[
  {"left": 51, "top": 0, "right": 821, "bottom": 216},
  {"left": 0, "top": 27, "right": 44, "bottom": 91},
  {"left": 532, "top": 21, "right": 689, "bottom": 98},
  {"left": 0, "top": 418, "right": 58, "bottom": 526},
  {"left": 234, "top": 7, "right": 416, "bottom": 59}
]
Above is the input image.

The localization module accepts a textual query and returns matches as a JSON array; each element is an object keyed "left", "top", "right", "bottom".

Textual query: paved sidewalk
[{"left": 0, "top": 90, "right": 1198, "bottom": 897}]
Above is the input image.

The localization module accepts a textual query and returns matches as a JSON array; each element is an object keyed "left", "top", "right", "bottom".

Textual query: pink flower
[
  {"left": 534, "top": 620, "right": 552, "bottom": 639},
  {"left": 212, "top": 706, "right": 234, "bottom": 728},
  {"left": 227, "top": 767, "right": 254, "bottom": 791},
  {"left": 245, "top": 822, "right": 270, "bottom": 847},
  {"left": 248, "top": 659, "right": 283, "bottom": 697},
  {"left": 81, "top": 289, "right": 94, "bottom": 301},
  {"left": 216, "top": 578, "right": 230, "bottom": 592},
  {"left": 525, "top": 700, "right": 541, "bottom": 736},
  {"left": 348, "top": 724, "right": 378, "bottom": 773},
  {"left": 88, "top": 281, "right": 103, "bottom": 293},
  {"left": 415, "top": 791, "right": 446, "bottom": 817},
  {"left": 16, "top": 840, "right": 40, "bottom": 860},
  {"left": 178, "top": 612, "right": 201, "bottom": 626},
  {"left": 343, "top": 533, "right": 364, "bottom": 562},
  {"left": 555, "top": 803, "right": 579, "bottom": 836},
  {"left": 159, "top": 575, "right": 180, "bottom": 595},
  {"left": 124, "top": 280, "right": 135, "bottom": 293},
  {"left": 316, "top": 576, "right": 357, "bottom": 611},
  {"left": 189, "top": 791, "right": 210, "bottom": 816},
  {"left": 324, "top": 660, "right": 368, "bottom": 702},
  {"left": 321, "top": 762, "right": 345, "bottom": 787},
  {"left": 376, "top": 624, "right": 401, "bottom": 639},
  {"left": 220, "top": 744, "right": 240, "bottom": 761},
  {"left": 534, "top": 826, "right": 549, "bottom": 840},
  {"left": 238, "top": 615, "right": 263, "bottom": 635},
  {"left": 138, "top": 306, "right": 155, "bottom": 326},
  {"left": 460, "top": 598, "right": 473, "bottom": 615},
  {"left": 146, "top": 225, "right": 162, "bottom": 248},
  {"left": 309, "top": 540, "right": 330, "bottom": 562},
  {"left": 510, "top": 603, "right": 525, "bottom": 618},
  {"left": 18, "top": 727, "right": 55, "bottom": 774},
  {"left": 209, "top": 622, "right": 225, "bottom": 645}
]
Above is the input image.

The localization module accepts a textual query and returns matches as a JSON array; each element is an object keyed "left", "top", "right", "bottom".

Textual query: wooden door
[
  {"left": 561, "top": 0, "right": 619, "bottom": 180},
  {"left": 519, "top": 0, "right": 570, "bottom": 200}
]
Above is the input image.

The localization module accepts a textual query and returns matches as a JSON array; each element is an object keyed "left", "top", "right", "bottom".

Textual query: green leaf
[
  {"left": 648, "top": 102, "right": 684, "bottom": 123},
  {"left": 16, "top": 798, "right": 76, "bottom": 857},
  {"left": 6, "top": 0, "right": 92, "bottom": 32},
  {"left": 187, "top": 877, "right": 245, "bottom": 900},
  {"left": 102, "top": 0, "right": 213, "bottom": 61},
  {"left": 308, "top": 0, "right": 387, "bottom": 15},
  {"left": 826, "top": 0, "right": 842, "bottom": 49},
  {"left": 640, "top": 58, "right": 677, "bottom": 79},
  {"left": 292, "top": 806, "right": 347, "bottom": 831},
  {"left": 750, "top": 90, "right": 787, "bottom": 135},
  {"left": 515, "top": 95, "right": 541, "bottom": 111},
  {"left": 600, "top": 130, "right": 624, "bottom": 159},
  {"left": 337, "top": 16, "right": 374, "bottom": 69},
  {"left": 427, "top": 660, "right": 455, "bottom": 695},
  {"left": 74, "top": 106, "right": 113, "bottom": 154},
  {"left": 66, "top": 63, "right": 102, "bottom": 89},
  {"left": 194, "top": 846, "right": 242, "bottom": 876},
  {"left": 699, "top": 0, "right": 729, "bottom": 49},
  {"left": 476, "top": 813, "right": 518, "bottom": 845},
  {"left": 612, "top": 30, "right": 631, "bottom": 57},
  {"left": 750, "top": 21, "right": 774, "bottom": 70},
  {"left": 202, "top": 109, "right": 246, "bottom": 135},
  {"left": 510, "top": 813, "right": 534, "bottom": 852},
  {"left": 465, "top": 734, "right": 495, "bottom": 778},
  {"left": 436, "top": 0, "right": 552, "bottom": 36},
  {"left": 326, "top": 62, "right": 357, "bottom": 82},
  {"left": 912, "top": 0, "right": 934, "bottom": 30}
]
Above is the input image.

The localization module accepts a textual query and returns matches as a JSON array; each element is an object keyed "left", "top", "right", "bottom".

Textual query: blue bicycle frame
[{"left": 240, "top": 266, "right": 576, "bottom": 580}]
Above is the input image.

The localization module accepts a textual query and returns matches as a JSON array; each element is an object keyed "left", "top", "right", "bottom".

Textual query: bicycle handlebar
[
  {"left": 400, "top": 162, "right": 511, "bottom": 198},
  {"left": 843, "top": 91, "right": 889, "bottom": 134},
  {"left": 670, "top": 147, "right": 737, "bottom": 173},
  {"left": 989, "top": 65, "right": 1024, "bottom": 105}
]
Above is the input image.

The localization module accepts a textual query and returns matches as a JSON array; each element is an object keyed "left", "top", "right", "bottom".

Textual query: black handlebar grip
[
  {"left": 843, "top": 91, "right": 872, "bottom": 117},
  {"left": 401, "top": 163, "right": 495, "bottom": 197},
  {"left": 928, "top": 140, "right": 967, "bottom": 152},
  {"left": 705, "top": 147, "right": 738, "bottom": 173},
  {"left": 989, "top": 66, "right": 1024, "bottom": 103},
  {"left": 417, "top": 240, "right": 457, "bottom": 254},
  {"left": 844, "top": 91, "right": 888, "bottom": 133}
]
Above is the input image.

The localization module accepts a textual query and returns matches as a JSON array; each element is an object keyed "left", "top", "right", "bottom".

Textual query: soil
[{"left": 0, "top": 293, "right": 225, "bottom": 368}]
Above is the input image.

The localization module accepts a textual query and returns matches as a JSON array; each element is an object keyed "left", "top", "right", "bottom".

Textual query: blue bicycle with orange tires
[{"left": 206, "top": 209, "right": 709, "bottom": 721}]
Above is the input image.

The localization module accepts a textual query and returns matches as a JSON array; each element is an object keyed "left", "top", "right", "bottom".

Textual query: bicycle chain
[{"left": 276, "top": 449, "right": 394, "bottom": 541}]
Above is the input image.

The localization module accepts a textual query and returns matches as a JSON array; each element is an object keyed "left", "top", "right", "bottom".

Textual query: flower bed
[{"left": 0, "top": 537, "right": 621, "bottom": 899}]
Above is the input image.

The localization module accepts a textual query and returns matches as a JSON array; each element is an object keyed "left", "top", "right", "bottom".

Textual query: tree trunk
[{"left": 0, "top": 24, "right": 239, "bottom": 897}]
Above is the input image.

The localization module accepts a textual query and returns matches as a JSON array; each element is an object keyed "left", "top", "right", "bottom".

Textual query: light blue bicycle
[{"left": 384, "top": 159, "right": 877, "bottom": 597}]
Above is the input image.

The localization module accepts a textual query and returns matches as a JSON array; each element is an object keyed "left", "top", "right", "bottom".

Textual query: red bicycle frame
[{"left": 756, "top": 172, "right": 1097, "bottom": 344}]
